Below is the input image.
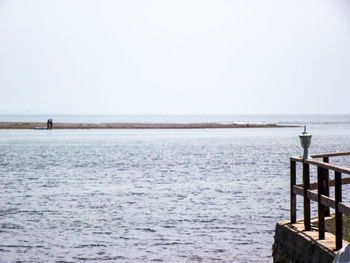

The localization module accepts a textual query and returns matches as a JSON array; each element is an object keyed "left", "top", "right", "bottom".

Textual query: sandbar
[{"left": 0, "top": 122, "right": 300, "bottom": 129}]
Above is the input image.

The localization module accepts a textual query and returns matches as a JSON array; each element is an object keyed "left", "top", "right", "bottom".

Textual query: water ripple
[{"left": 1, "top": 127, "right": 350, "bottom": 262}]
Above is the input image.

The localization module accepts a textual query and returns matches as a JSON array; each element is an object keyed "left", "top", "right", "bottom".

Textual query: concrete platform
[{"left": 273, "top": 218, "right": 348, "bottom": 263}]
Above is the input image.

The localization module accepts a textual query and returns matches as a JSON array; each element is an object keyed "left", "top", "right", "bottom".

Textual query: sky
[{"left": 0, "top": 0, "right": 350, "bottom": 115}]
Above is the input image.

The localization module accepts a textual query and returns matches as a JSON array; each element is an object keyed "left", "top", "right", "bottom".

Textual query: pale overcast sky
[{"left": 0, "top": 0, "right": 349, "bottom": 115}]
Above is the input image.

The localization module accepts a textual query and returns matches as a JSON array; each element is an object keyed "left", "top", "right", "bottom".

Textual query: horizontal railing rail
[
  {"left": 295, "top": 177, "right": 350, "bottom": 191},
  {"left": 290, "top": 152, "right": 350, "bottom": 250},
  {"left": 309, "top": 152, "right": 350, "bottom": 159}
]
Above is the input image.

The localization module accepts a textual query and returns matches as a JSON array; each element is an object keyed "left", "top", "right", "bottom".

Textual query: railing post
[
  {"left": 291, "top": 159, "right": 296, "bottom": 224},
  {"left": 335, "top": 171, "right": 342, "bottom": 250},
  {"left": 323, "top": 157, "right": 330, "bottom": 216},
  {"left": 318, "top": 166, "right": 326, "bottom": 239},
  {"left": 303, "top": 162, "right": 310, "bottom": 230}
]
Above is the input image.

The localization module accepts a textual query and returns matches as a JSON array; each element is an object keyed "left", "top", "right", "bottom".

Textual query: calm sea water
[{"left": 0, "top": 114, "right": 350, "bottom": 262}]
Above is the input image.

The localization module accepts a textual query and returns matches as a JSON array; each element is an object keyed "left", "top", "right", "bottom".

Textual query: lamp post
[{"left": 299, "top": 126, "right": 312, "bottom": 159}]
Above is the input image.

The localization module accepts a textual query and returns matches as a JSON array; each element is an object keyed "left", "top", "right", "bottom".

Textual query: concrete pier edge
[{"left": 273, "top": 218, "right": 348, "bottom": 263}]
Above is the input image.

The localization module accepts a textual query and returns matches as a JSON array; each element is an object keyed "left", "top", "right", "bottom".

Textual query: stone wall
[{"left": 273, "top": 220, "right": 335, "bottom": 263}]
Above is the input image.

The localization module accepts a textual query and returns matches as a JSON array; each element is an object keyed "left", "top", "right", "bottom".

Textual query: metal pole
[
  {"left": 335, "top": 171, "right": 342, "bottom": 250},
  {"left": 318, "top": 166, "right": 325, "bottom": 240},
  {"left": 303, "top": 163, "right": 310, "bottom": 230},
  {"left": 291, "top": 159, "right": 296, "bottom": 224},
  {"left": 323, "top": 157, "right": 330, "bottom": 217}
]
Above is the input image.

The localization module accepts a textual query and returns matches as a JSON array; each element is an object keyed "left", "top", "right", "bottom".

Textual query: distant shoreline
[{"left": 0, "top": 122, "right": 300, "bottom": 129}]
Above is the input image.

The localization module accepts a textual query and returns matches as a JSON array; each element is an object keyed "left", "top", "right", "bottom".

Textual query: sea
[{"left": 0, "top": 114, "right": 350, "bottom": 263}]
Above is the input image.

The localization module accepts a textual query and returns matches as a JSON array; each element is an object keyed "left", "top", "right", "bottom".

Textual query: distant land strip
[{"left": 0, "top": 122, "right": 300, "bottom": 129}]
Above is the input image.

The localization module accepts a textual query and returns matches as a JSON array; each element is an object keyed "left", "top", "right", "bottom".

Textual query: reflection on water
[{"left": 0, "top": 125, "right": 350, "bottom": 262}]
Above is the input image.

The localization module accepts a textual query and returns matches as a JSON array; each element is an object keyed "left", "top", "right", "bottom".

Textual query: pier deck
[{"left": 273, "top": 218, "right": 347, "bottom": 263}]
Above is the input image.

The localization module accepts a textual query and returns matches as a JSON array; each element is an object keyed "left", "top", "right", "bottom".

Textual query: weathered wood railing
[{"left": 290, "top": 152, "right": 350, "bottom": 250}]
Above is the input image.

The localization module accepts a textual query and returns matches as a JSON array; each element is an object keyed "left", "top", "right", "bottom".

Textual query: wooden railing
[{"left": 290, "top": 152, "right": 350, "bottom": 250}]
